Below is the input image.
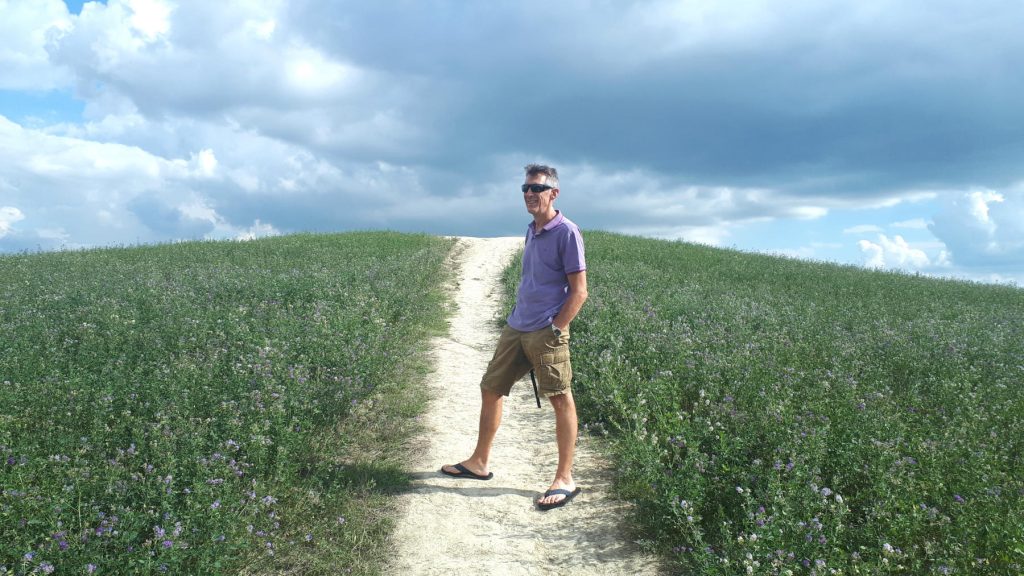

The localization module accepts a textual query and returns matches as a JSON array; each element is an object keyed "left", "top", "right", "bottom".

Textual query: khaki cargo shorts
[{"left": 480, "top": 324, "right": 573, "bottom": 397}]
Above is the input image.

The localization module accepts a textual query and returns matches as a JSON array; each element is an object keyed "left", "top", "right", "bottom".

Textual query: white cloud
[
  {"left": 858, "top": 239, "right": 885, "bottom": 269},
  {"left": 0, "top": 0, "right": 73, "bottom": 90},
  {"left": 126, "top": 0, "right": 173, "bottom": 42},
  {"left": 191, "top": 148, "right": 217, "bottom": 178},
  {"left": 235, "top": 219, "right": 280, "bottom": 241},
  {"left": 929, "top": 188, "right": 1024, "bottom": 269},
  {"left": 891, "top": 218, "right": 928, "bottom": 229},
  {"left": 857, "top": 234, "right": 931, "bottom": 270},
  {"left": 0, "top": 206, "right": 26, "bottom": 238},
  {"left": 0, "top": 114, "right": 298, "bottom": 249},
  {"left": 844, "top": 224, "right": 883, "bottom": 235},
  {"left": 47, "top": 1, "right": 394, "bottom": 127},
  {"left": 176, "top": 197, "right": 279, "bottom": 241},
  {"left": 283, "top": 43, "right": 359, "bottom": 97}
]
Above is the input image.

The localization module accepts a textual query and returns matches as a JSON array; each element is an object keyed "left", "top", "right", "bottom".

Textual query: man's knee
[
  {"left": 482, "top": 388, "right": 505, "bottom": 404},
  {"left": 547, "top": 391, "right": 575, "bottom": 410}
]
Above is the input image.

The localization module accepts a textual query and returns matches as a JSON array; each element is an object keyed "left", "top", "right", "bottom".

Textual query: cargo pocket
[{"left": 538, "top": 347, "right": 572, "bottom": 394}]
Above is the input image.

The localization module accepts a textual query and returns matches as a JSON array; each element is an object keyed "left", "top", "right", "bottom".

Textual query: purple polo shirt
[{"left": 507, "top": 211, "right": 587, "bottom": 332}]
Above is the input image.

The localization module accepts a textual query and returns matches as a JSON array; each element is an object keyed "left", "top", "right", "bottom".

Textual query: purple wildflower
[
  {"left": 954, "top": 494, "right": 965, "bottom": 503},
  {"left": 87, "top": 564, "right": 97, "bottom": 573},
  {"left": 162, "top": 540, "right": 173, "bottom": 549},
  {"left": 40, "top": 562, "right": 55, "bottom": 574}
]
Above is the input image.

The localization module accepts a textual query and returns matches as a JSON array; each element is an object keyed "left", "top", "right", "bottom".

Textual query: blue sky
[{"left": 1, "top": 0, "right": 1022, "bottom": 285}]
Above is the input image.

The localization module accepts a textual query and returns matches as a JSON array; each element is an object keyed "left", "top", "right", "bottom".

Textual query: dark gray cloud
[{"left": 285, "top": 0, "right": 1024, "bottom": 194}]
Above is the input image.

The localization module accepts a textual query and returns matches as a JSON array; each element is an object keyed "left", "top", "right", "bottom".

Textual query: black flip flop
[
  {"left": 536, "top": 487, "right": 582, "bottom": 511},
  {"left": 440, "top": 462, "right": 493, "bottom": 481}
]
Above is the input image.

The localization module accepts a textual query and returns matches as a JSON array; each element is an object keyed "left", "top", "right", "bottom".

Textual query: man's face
[{"left": 523, "top": 173, "right": 558, "bottom": 217}]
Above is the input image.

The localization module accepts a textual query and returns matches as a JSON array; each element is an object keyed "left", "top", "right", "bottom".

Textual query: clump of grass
[
  {"left": 509, "top": 231, "right": 1023, "bottom": 575},
  {"left": 0, "top": 232, "right": 454, "bottom": 575}
]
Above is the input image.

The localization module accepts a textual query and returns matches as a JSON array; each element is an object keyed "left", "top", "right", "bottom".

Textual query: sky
[{"left": 1, "top": 0, "right": 1023, "bottom": 286}]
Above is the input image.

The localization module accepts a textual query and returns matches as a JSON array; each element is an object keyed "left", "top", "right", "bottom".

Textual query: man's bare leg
[
  {"left": 538, "top": 390, "right": 577, "bottom": 506},
  {"left": 442, "top": 389, "right": 504, "bottom": 477}
]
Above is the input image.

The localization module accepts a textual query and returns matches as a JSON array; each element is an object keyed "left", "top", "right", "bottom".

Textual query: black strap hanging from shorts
[{"left": 529, "top": 369, "right": 541, "bottom": 408}]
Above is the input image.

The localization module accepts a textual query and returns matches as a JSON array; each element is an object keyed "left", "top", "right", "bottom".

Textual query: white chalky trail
[{"left": 387, "top": 237, "right": 664, "bottom": 576}]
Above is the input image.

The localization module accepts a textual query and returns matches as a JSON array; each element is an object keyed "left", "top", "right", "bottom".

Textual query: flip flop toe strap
[{"left": 543, "top": 488, "right": 574, "bottom": 499}]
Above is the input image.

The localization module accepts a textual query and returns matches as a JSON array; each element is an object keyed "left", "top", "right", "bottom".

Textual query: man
[{"left": 441, "top": 164, "right": 588, "bottom": 511}]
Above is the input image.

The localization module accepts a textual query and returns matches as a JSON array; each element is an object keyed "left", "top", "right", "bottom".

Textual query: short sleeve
[{"left": 562, "top": 227, "right": 586, "bottom": 274}]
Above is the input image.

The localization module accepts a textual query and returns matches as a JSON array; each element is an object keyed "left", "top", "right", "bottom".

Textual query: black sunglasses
[{"left": 521, "top": 184, "right": 554, "bottom": 194}]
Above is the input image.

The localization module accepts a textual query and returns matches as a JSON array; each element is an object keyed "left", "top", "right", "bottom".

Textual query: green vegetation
[
  {"left": 517, "top": 231, "right": 1023, "bottom": 575},
  {"left": 0, "top": 232, "right": 454, "bottom": 575},
  {"left": 6, "top": 228, "right": 1022, "bottom": 574}
]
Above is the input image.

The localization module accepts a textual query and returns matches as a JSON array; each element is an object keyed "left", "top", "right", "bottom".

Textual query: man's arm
[{"left": 552, "top": 270, "right": 588, "bottom": 332}]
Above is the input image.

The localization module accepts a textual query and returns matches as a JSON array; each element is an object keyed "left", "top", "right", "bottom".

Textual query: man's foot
[
  {"left": 440, "top": 462, "right": 493, "bottom": 481},
  {"left": 536, "top": 485, "right": 581, "bottom": 511}
]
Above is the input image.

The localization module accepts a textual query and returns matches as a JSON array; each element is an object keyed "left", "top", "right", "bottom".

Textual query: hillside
[
  {"left": 0, "top": 232, "right": 453, "bottom": 574},
  {"left": 552, "top": 231, "right": 1024, "bottom": 575}
]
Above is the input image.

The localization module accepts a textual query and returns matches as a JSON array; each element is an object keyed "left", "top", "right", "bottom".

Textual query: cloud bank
[{"left": 0, "top": 0, "right": 1021, "bottom": 283}]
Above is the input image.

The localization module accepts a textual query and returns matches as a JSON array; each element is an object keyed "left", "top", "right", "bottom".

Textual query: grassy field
[
  {"left": 0, "top": 232, "right": 454, "bottom": 575},
  {"left": 6, "top": 230, "right": 1022, "bottom": 575},
  {"left": 507, "top": 231, "right": 1023, "bottom": 575}
]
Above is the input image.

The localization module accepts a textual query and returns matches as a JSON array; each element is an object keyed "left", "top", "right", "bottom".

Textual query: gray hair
[{"left": 524, "top": 164, "right": 559, "bottom": 189}]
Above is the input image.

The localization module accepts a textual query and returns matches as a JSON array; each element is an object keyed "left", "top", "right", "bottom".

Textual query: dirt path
[{"left": 387, "top": 237, "right": 663, "bottom": 575}]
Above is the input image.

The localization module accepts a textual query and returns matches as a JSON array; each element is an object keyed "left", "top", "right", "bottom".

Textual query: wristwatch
[{"left": 551, "top": 323, "right": 563, "bottom": 337}]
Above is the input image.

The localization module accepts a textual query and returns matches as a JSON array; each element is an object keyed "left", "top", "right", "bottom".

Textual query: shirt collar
[{"left": 530, "top": 210, "right": 563, "bottom": 236}]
